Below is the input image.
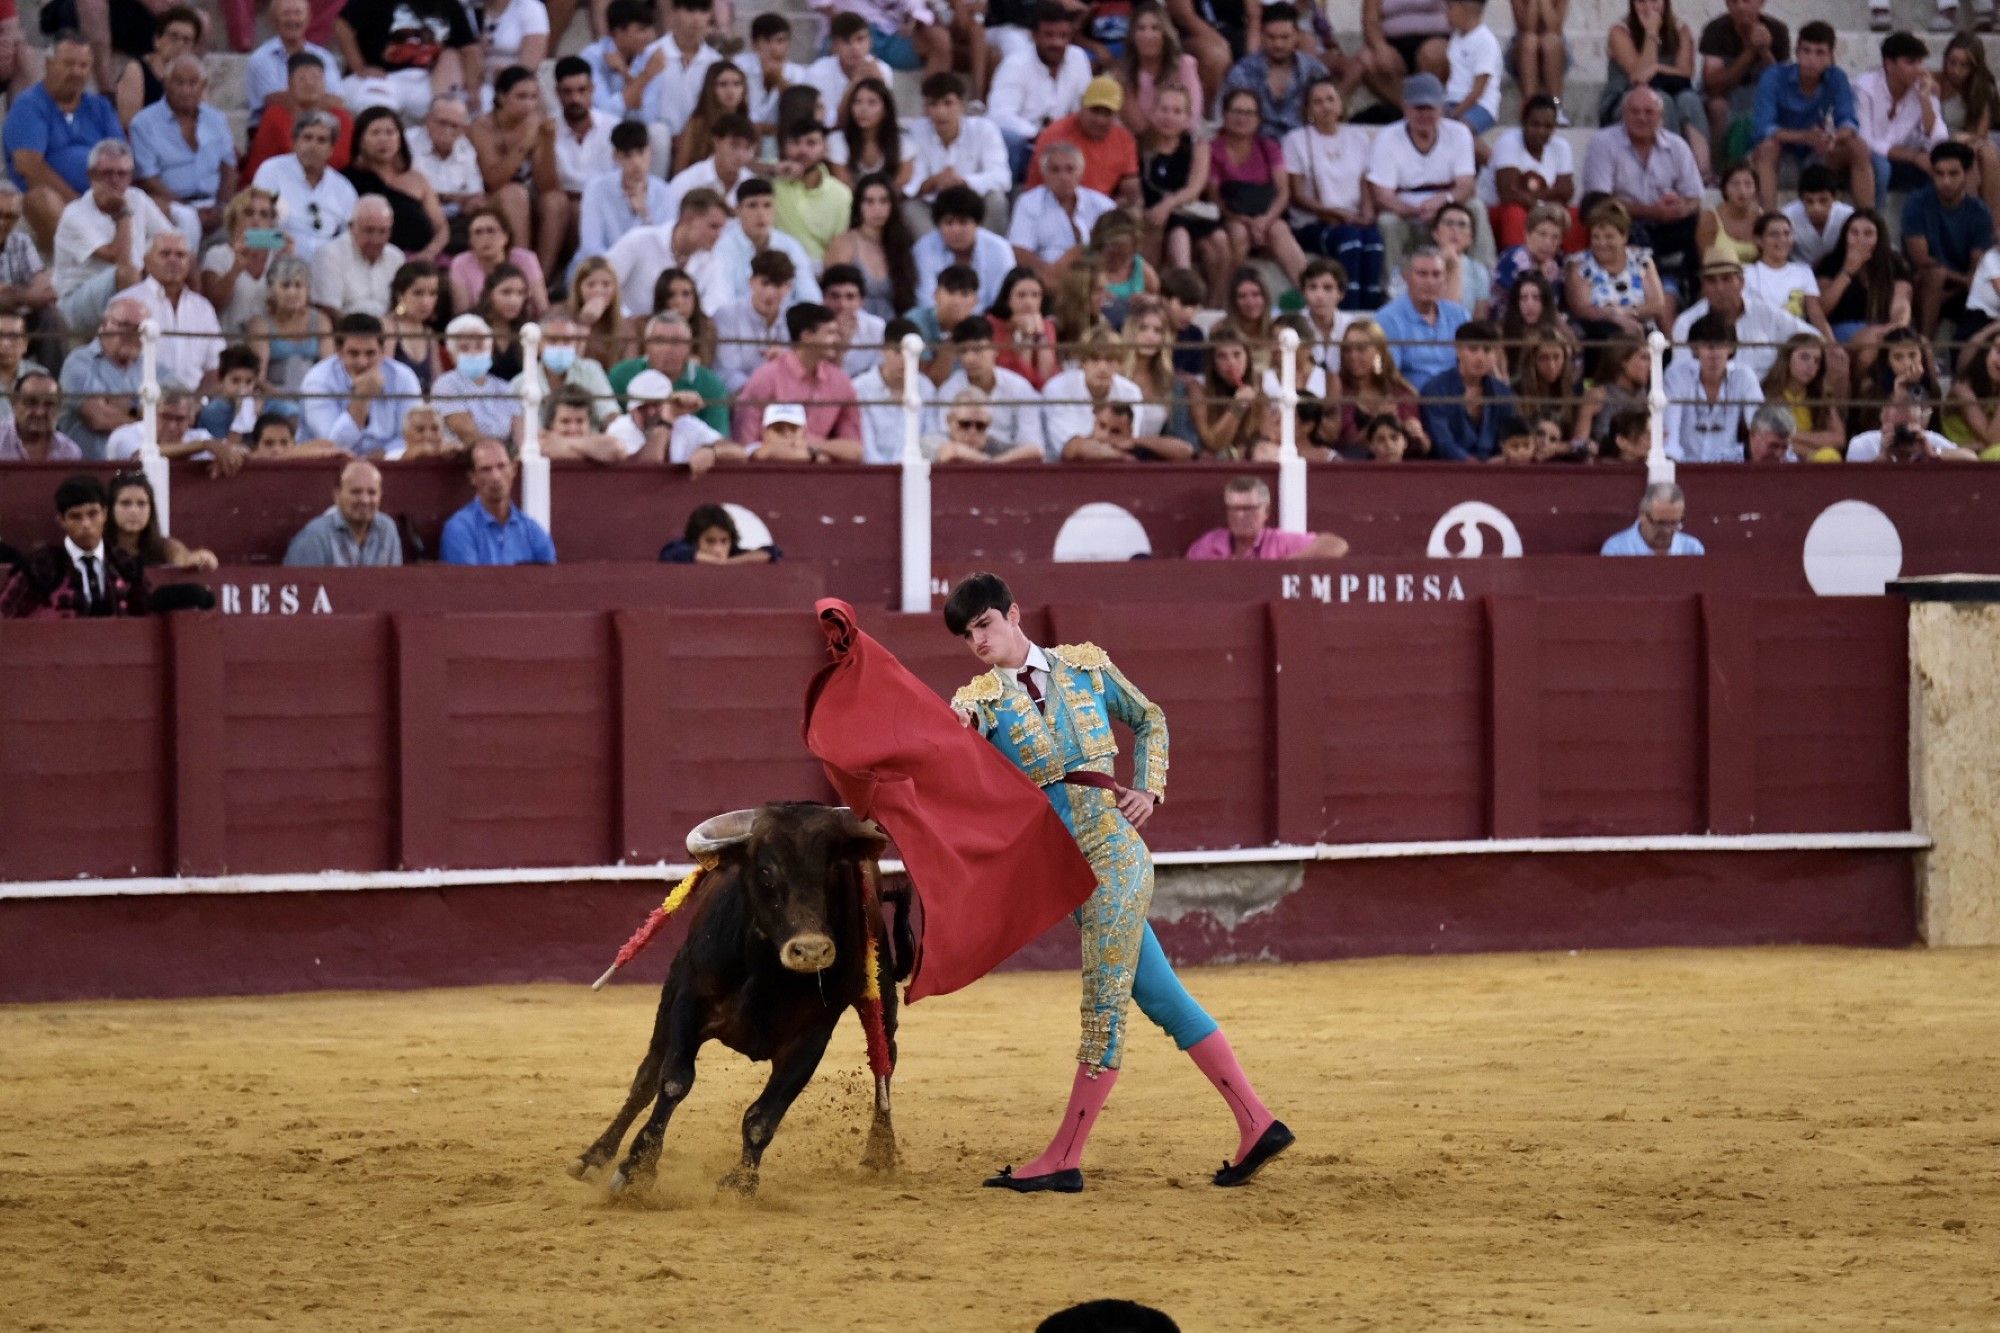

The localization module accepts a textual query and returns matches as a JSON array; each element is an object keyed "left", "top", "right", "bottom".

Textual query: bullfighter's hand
[
  {"left": 1116, "top": 784, "right": 1155, "bottom": 828},
  {"left": 951, "top": 703, "right": 977, "bottom": 729}
]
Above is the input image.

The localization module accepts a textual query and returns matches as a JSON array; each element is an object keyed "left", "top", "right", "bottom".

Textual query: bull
[{"left": 571, "top": 802, "right": 908, "bottom": 1196}]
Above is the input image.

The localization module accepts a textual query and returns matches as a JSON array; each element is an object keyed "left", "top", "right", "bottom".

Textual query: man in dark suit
[{"left": 0, "top": 473, "right": 149, "bottom": 618}]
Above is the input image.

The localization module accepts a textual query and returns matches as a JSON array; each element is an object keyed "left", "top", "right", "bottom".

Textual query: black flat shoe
[
  {"left": 1213, "top": 1120, "right": 1295, "bottom": 1187},
  {"left": 983, "top": 1165, "right": 1084, "bottom": 1193}
]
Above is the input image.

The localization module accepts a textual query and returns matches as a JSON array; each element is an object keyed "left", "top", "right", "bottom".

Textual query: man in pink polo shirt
[
  {"left": 731, "top": 302, "right": 865, "bottom": 459},
  {"left": 1185, "top": 475, "right": 1349, "bottom": 559}
]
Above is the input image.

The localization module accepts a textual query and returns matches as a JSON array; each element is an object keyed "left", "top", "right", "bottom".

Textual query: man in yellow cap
[{"left": 1023, "top": 74, "right": 1142, "bottom": 206}]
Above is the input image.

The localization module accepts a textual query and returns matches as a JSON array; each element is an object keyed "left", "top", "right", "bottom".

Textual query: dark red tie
[
  {"left": 1020, "top": 665, "right": 1120, "bottom": 792},
  {"left": 1017, "top": 666, "right": 1043, "bottom": 711}
]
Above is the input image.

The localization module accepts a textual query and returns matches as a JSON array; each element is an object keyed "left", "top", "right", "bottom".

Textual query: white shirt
[
  {"left": 106, "top": 422, "right": 213, "bottom": 461},
  {"left": 607, "top": 409, "right": 723, "bottom": 460},
  {"left": 1670, "top": 296, "right": 1811, "bottom": 380},
  {"left": 986, "top": 46, "right": 1094, "bottom": 140},
  {"left": 1846, "top": 427, "right": 1960, "bottom": 462},
  {"left": 252, "top": 155, "right": 358, "bottom": 260},
  {"left": 201, "top": 243, "right": 268, "bottom": 335},
  {"left": 1039, "top": 368, "right": 1141, "bottom": 460},
  {"left": 665, "top": 157, "right": 750, "bottom": 217},
  {"left": 852, "top": 367, "right": 939, "bottom": 463},
  {"left": 732, "top": 51, "right": 810, "bottom": 127},
  {"left": 1741, "top": 260, "right": 1821, "bottom": 325},
  {"left": 310, "top": 233, "right": 405, "bottom": 317},
  {"left": 1854, "top": 68, "right": 1946, "bottom": 159},
  {"left": 1304, "top": 309, "right": 1354, "bottom": 375},
  {"left": 1260, "top": 366, "right": 1329, "bottom": 399},
  {"left": 406, "top": 127, "right": 484, "bottom": 203},
  {"left": 482, "top": 0, "right": 550, "bottom": 70},
  {"left": 644, "top": 36, "right": 724, "bottom": 136},
  {"left": 113, "top": 276, "right": 224, "bottom": 390},
  {"left": 914, "top": 227, "right": 1015, "bottom": 308},
  {"left": 1283, "top": 123, "right": 1373, "bottom": 225},
  {"left": 1365, "top": 119, "right": 1477, "bottom": 209},
  {"left": 1444, "top": 24, "right": 1502, "bottom": 119},
  {"left": 804, "top": 54, "right": 893, "bottom": 128},
  {"left": 1782, "top": 199, "right": 1853, "bottom": 268},
  {"left": 606, "top": 225, "right": 730, "bottom": 316},
  {"left": 1008, "top": 185, "right": 1116, "bottom": 263},
  {"left": 1478, "top": 126, "right": 1574, "bottom": 207},
  {"left": 52, "top": 188, "right": 177, "bottom": 294},
  {"left": 63, "top": 536, "right": 108, "bottom": 607},
  {"left": 1970, "top": 248, "right": 2000, "bottom": 318},
  {"left": 555, "top": 108, "right": 619, "bottom": 194},
  {"left": 1662, "top": 356, "right": 1763, "bottom": 462},
  {"left": 712, "top": 220, "right": 823, "bottom": 305},
  {"left": 905, "top": 116, "right": 1012, "bottom": 200},
  {"left": 940, "top": 366, "right": 1045, "bottom": 455}
]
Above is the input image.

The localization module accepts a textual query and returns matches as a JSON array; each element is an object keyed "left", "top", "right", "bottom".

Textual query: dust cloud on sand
[{"left": 3, "top": 949, "right": 1998, "bottom": 1330}]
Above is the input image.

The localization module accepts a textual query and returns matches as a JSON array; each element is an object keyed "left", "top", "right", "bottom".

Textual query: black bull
[{"left": 572, "top": 803, "right": 914, "bottom": 1196}]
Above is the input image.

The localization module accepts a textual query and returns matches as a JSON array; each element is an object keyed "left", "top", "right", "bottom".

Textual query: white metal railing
[
  {"left": 899, "top": 331, "right": 931, "bottom": 613},
  {"left": 517, "top": 322, "right": 551, "bottom": 533}
]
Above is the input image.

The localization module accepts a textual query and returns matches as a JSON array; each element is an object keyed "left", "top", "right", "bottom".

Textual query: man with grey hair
[
  {"left": 1186, "top": 475, "right": 1350, "bottom": 560},
  {"left": 310, "top": 195, "right": 404, "bottom": 318},
  {"left": 1006, "top": 140, "right": 1115, "bottom": 283},
  {"left": 115, "top": 229, "right": 225, "bottom": 394},
  {"left": 57, "top": 296, "right": 146, "bottom": 460},
  {"left": 1374, "top": 246, "right": 1471, "bottom": 383},
  {"left": 1746, "top": 403, "right": 1798, "bottom": 464},
  {"left": 1581, "top": 85, "right": 1706, "bottom": 287},
  {"left": 1601, "top": 481, "right": 1708, "bottom": 556},
  {"left": 284, "top": 460, "right": 404, "bottom": 567},
  {"left": 0, "top": 183, "right": 57, "bottom": 325},
  {"left": 130, "top": 54, "right": 236, "bottom": 243},
  {"left": 6, "top": 33, "right": 123, "bottom": 250},
  {"left": 406, "top": 97, "right": 482, "bottom": 223},
  {"left": 103, "top": 382, "right": 247, "bottom": 477},
  {"left": 615, "top": 311, "right": 730, "bottom": 434},
  {"left": 250, "top": 111, "right": 357, "bottom": 260},
  {"left": 53, "top": 140, "right": 178, "bottom": 332}
]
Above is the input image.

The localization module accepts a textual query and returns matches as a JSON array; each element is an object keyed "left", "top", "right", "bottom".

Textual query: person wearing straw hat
[{"left": 1670, "top": 240, "right": 1815, "bottom": 380}]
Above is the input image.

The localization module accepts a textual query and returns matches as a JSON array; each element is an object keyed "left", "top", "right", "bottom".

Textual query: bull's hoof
[
  {"left": 567, "top": 1155, "right": 596, "bottom": 1181},
  {"left": 860, "top": 1128, "right": 899, "bottom": 1174},
  {"left": 716, "top": 1166, "right": 759, "bottom": 1196},
  {"left": 608, "top": 1165, "right": 653, "bottom": 1198}
]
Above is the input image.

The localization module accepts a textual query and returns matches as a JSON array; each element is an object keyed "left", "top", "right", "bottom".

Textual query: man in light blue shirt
[
  {"left": 440, "top": 440, "right": 559, "bottom": 566},
  {"left": 913, "top": 185, "right": 1016, "bottom": 308},
  {"left": 1600, "top": 482, "right": 1708, "bottom": 556},
  {"left": 130, "top": 56, "right": 237, "bottom": 237},
  {"left": 712, "top": 178, "right": 822, "bottom": 306},
  {"left": 300, "top": 314, "right": 423, "bottom": 458},
  {"left": 582, "top": 0, "right": 668, "bottom": 123},
  {"left": 577, "top": 122, "right": 675, "bottom": 264},
  {"left": 712, "top": 249, "right": 796, "bottom": 391},
  {"left": 1373, "top": 247, "right": 1469, "bottom": 385}
]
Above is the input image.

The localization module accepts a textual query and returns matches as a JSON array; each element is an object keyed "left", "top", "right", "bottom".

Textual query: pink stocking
[
  {"left": 1188, "top": 1030, "right": 1276, "bottom": 1164},
  {"left": 1013, "top": 1063, "right": 1119, "bottom": 1176}
]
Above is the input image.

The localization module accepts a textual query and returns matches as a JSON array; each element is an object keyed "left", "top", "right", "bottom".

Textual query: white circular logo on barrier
[
  {"left": 1053, "top": 503, "right": 1153, "bottom": 562},
  {"left": 1802, "top": 500, "right": 1903, "bottom": 596},
  {"left": 722, "top": 503, "right": 774, "bottom": 551},
  {"left": 1427, "top": 501, "right": 1524, "bottom": 558}
]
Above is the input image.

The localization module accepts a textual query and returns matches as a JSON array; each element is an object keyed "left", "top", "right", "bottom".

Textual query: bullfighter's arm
[
  {"left": 951, "top": 670, "right": 1003, "bottom": 737},
  {"left": 1065, "top": 644, "right": 1168, "bottom": 801}
]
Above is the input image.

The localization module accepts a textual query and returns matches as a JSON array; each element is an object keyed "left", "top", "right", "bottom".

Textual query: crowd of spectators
[{"left": 3, "top": 0, "right": 1999, "bottom": 597}]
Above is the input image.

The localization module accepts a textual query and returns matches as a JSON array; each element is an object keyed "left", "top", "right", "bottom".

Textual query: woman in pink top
[
  {"left": 1117, "top": 3, "right": 1205, "bottom": 137},
  {"left": 447, "top": 206, "right": 551, "bottom": 319},
  {"left": 1208, "top": 88, "right": 1308, "bottom": 304}
]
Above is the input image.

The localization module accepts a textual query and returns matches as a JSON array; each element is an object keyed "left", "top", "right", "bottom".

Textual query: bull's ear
[{"left": 837, "top": 809, "right": 890, "bottom": 859}]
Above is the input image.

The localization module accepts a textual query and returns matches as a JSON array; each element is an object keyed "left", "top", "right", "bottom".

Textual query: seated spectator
[
  {"left": 1493, "top": 202, "right": 1568, "bottom": 318},
  {"left": 311, "top": 195, "right": 404, "bottom": 320},
  {"left": 518, "top": 314, "right": 617, "bottom": 429},
  {"left": 533, "top": 388, "right": 624, "bottom": 463},
  {"left": 0, "top": 370, "right": 81, "bottom": 461},
  {"left": 0, "top": 310, "right": 48, "bottom": 427},
  {"left": 0, "top": 473, "right": 149, "bottom": 618},
  {"left": 248, "top": 256, "right": 332, "bottom": 392},
  {"left": 1575, "top": 336, "right": 1651, "bottom": 451},
  {"left": 1855, "top": 32, "right": 1944, "bottom": 213},
  {"left": 0, "top": 183, "right": 57, "bottom": 339},
  {"left": 194, "top": 345, "right": 263, "bottom": 441},
  {"left": 667, "top": 113, "right": 759, "bottom": 217},
  {"left": 432, "top": 313, "right": 523, "bottom": 449},
  {"left": 1284, "top": 79, "right": 1382, "bottom": 310},
  {"left": 1441, "top": 0, "right": 1501, "bottom": 144},
  {"left": 608, "top": 188, "right": 731, "bottom": 319},
  {"left": 467, "top": 68, "right": 569, "bottom": 291},
  {"left": 713, "top": 177, "right": 822, "bottom": 309},
  {"left": 1125, "top": 296, "right": 1200, "bottom": 446},
  {"left": 440, "top": 439, "right": 558, "bottom": 564},
  {"left": 1010, "top": 143, "right": 1117, "bottom": 285},
  {"left": 1699, "top": 0, "right": 1786, "bottom": 169},
  {"left": 1601, "top": 0, "right": 1711, "bottom": 179},
  {"left": 1209, "top": 88, "right": 1308, "bottom": 299},
  {"left": 989, "top": 5, "right": 1094, "bottom": 180},
  {"left": 1742, "top": 403, "right": 1798, "bottom": 463},
  {"left": 773, "top": 117, "right": 855, "bottom": 265},
  {"left": 609, "top": 313, "right": 730, "bottom": 433},
  {"left": 247, "top": 0, "right": 342, "bottom": 131},
  {"left": 1025, "top": 76, "right": 1142, "bottom": 206},
  {"left": 1597, "top": 405, "right": 1653, "bottom": 463},
  {"left": 908, "top": 73, "right": 1011, "bottom": 229},
  {"left": 1513, "top": 329, "right": 1582, "bottom": 442},
  {"left": 300, "top": 313, "right": 424, "bottom": 458},
  {"left": 1743, "top": 210, "right": 1833, "bottom": 338},
  {"left": 106, "top": 471, "right": 216, "bottom": 571},
  {"left": 551, "top": 67, "right": 621, "bottom": 230},
  {"left": 1417, "top": 200, "right": 1491, "bottom": 318},
  {"left": 1816, "top": 209, "right": 1912, "bottom": 353},
  {"left": 53, "top": 140, "right": 176, "bottom": 335},
  {"left": 746, "top": 399, "right": 854, "bottom": 462},
  {"left": 1420, "top": 319, "right": 1518, "bottom": 460},
  {"left": 1501, "top": 270, "right": 1573, "bottom": 375},
  {"left": 714, "top": 250, "right": 798, "bottom": 393},
  {"left": 336, "top": 0, "right": 477, "bottom": 123},
  {"left": 407, "top": 98, "right": 482, "bottom": 238},
  {"left": 806, "top": 12, "right": 896, "bottom": 132},
  {"left": 825, "top": 264, "right": 889, "bottom": 378},
  {"left": 1116, "top": 3, "right": 1204, "bottom": 136},
  {"left": 930, "top": 387, "right": 1037, "bottom": 463},
  {"left": 661, "top": 502, "right": 780, "bottom": 563},
  {"left": 253, "top": 409, "right": 349, "bottom": 458},
  {"left": 673, "top": 59, "right": 749, "bottom": 178},
  {"left": 1192, "top": 326, "right": 1262, "bottom": 458},
  {"left": 581, "top": 0, "right": 661, "bottom": 123},
  {"left": 1848, "top": 390, "right": 1979, "bottom": 461},
  {"left": 104, "top": 384, "right": 241, "bottom": 474},
  {"left": 581, "top": 121, "right": 675, "bottom": 264},
  {"left": 1784, "top": 165, "right": 1855, "bottom": 269},
  {"left": 1140, "top": 79, "right": 1224, "bottom": 281},
  {"left": 986, "top": 266, "right": 1061, "bottom": 388},
  {"left": 851, "top": 317, "right": 938, "bottom": 463},
  {"left": 482, "top": 0, "right": 554, "bottom": 111},
  {"left": 54, "top": 302, "right": 144, "bottom": 459},
  {"left": 450, "top": 205, "right": 550, "bottom": 322},
  {"left": 252, "top": 112, "right": 356, "bottom": 261},
  {"left": 1186, "top": 475, "right": 1348, "bottom": 559},
  {"left": 940, "top": 316, "right": 1047, "bottom": 454},
  {"left": 130, "top": 55, "right": 234, "bottom": 243},
  {"left": 825, "top": 174, "right": 918, "bottom": 321},
  {"left": 1360, "top": 0, "right": 1450, "bottom": 112},
  {"left": 1483, "top": 96, "right": 1575, "bottom": 253},
  {"left": 915, "top": 188, "right": 1016, "bottom": 311},
  {"left": 1671, "top": 248, "right": 1815, "bottom": 380},
  {"left": 735, "top": 13, "right": 809, "bottom": 135},
  {"left": 1904, "top": 140, "right": 1994, "bottom": 339},
  {"left": 1859, "top": 326, "right": 1942, "bottom": 427},
  {"left": 343, "top": 108, "right": 447, "bottom": 261},
  {"left": 568, "top": 257, "right": 631, "bottom": 372},
  {"left": 1747, "top": 22, "right": 1868, "bottom": 211},
  {"left": 1332, "top": 317, "right": 1430, "bottom": 453},
  {"left": 1760, "top": 332, "right": 1846, "bottom": 458},
  {"left": 606, "top": 370, "right": 732, "bottom": 469},
  {"left": 284, "top": 460, "right": 403, "bottom": 566},
  {"left": 200, "top": 189, "right": 285, "bottom": 339},
  {"left": 1581, "top": 87, "right": 1703, "bottom": 288},
  {"left": 110, "top": 231, "right": 223, "bottom": 398},
  {"left": 5, "top": 33, "right": 123, "bottom": 253},
  {"left": 1602, "top": 482, "right": 1705, "bottom": 555},
  {"left": 1260, "top": 312, "right": 1330, "bottom": 399},
  {"left": 243, "top": 52, "right": 355, "bottom": 185},
  {"left": 1565, "top": 200, "right": 1675, "bottom": 341},
  {"left": 1359, "top": 412, "right": 1413, "bottom": 462},
  {"left": 732, "top": 303, "right": 864, "bottom": 457},
  {"left": 1663, "top": 313, "right": 1763, "bottom": 461},
  {"left": 1041, "top": 330, "right": 1147, "bottom": 460},
  {"left": 1375, "top": 247, "right": 1470, "bottom": 384},
  {"left": 1366, "top": 74, "right": 1486, "bottom": 278},
  {"left": 1221, "top": 4, "right": 1327, "bottom": 142},
  {"left": 377, "top": 260, "right": 442, "bottom": 391},
  {"left": 827, "top": 78, "right": 914, "bottom": 195}
]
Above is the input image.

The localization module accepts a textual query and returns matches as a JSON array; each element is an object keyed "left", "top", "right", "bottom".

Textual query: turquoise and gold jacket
[{"left": 951, "top": 643, "right": 1169, "bottom": 800}]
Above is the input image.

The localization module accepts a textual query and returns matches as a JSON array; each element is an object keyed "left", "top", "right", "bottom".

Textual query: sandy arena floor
[{"left": 3, "top": 948, "right": 1999, "bottom": 1331}]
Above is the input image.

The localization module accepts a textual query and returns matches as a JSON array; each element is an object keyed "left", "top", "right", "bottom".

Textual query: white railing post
[
  {"left": 137, "top": 319, "right": 170, "bottom": 534},
  {"left": 1646, "top": 329, "right": 1674, "bottom": 485},
  {"left": 517, "top": 321, "right": 551, "bottom": 534},
  {"left": 1276, "top": 326, "right": 1307, "bottom": 533},
  {"left": 898, "top": 331, "right": 931, "bottom": 614}
]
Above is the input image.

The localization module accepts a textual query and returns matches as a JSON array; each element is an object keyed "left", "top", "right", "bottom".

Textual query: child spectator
[
  {"left": 1663, "top": 312, "right": 1763, "bottom": 461},
  {"left": 660, "top": 502, "right": 780, "bottom": 563},
  {"left": 196, "top": 345, "right": 263, "bottom": 441},
  {"left": 1443, "top": 0, "right": 1502, "bottom": 143}
]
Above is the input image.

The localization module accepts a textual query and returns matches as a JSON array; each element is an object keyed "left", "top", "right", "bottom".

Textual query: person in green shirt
[
  {"left": 607, "top": 311, "right": 729, "bottom": 435},
  {"left": 771, "top": 119, "right": 854, "bottom": 264}
]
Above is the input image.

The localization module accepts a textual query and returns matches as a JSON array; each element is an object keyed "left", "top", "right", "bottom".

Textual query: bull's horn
[{"left": 687, "top": 808, "right": 757, "bottom": 860}]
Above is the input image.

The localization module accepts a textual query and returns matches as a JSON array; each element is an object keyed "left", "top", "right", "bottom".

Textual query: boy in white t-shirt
[{"left": 1443, "top": 0, "right": 1503, "bottom": 151}]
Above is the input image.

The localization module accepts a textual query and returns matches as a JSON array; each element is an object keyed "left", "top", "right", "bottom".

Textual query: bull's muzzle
[{"left": 780, "top": 933, "right": 836, "bottom": 973}]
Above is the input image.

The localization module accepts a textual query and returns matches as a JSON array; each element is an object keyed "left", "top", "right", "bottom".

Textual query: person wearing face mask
[
  {"left": 431, "top": 312, "right": 523, "bottom": 449},
  {"left": 512, "top": 312, "right": 617, "bottom": 429}
]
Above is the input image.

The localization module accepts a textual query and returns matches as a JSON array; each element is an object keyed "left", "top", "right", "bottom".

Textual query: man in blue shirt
[
  {"left": 1601, "top": 482, "right": 1708, "bottom": 556},
  {"left": 1747, "top": 22, "right": 1870, "bottom": 211},
  {"left": 1903, "top": 140, "right": 1994, "bottom": 339},
  {"left": 300, "top": 313, "right": 423, "bottom": 458},
  {"left": 130, "top": 55, "right": 237, "bottom": 240},
  {"left": 441, "top": 440, "right": 559, "bottom": 566},
  {"left": 1420, "top": 320, "right": 1518, "bottom": 461},
  {"left": 4, "top": 33, "right": 125, "bottom": 252},
  {"left": 1373, "top": 247, "right": 1468, "bottom": 385},
  {"left": 1219, "top": 3, "right": 1328, "bottom": 138},
  {"left": 577, "top": 120, "right": 674, "bottom": 265}
]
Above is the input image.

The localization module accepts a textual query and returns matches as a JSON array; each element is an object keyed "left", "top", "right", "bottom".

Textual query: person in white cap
[
  {"left": 606, "top": 368, "right": 747, "bottom": 475},
  {"left": 432, "top": 313, "right": 524, "bottom": 450},
  {"left": 752, "top": 401, "right": 830, "bottom": 462}
]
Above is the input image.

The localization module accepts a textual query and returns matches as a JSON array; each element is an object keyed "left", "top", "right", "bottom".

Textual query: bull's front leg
[{"left": 718, "top": 1020, "right": 838, "bottom": 1196}]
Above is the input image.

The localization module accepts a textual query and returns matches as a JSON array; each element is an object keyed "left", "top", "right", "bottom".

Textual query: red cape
[{"left": 803, "top": 598, "right": 1097, "bottom": 1002}]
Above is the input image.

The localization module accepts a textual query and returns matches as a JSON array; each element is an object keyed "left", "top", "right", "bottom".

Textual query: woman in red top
[
  {"left": 1207, "top": 87, "right": 1307, "bottom": 304},
  {"left": 986, "top": 267, "right": 1060, "bottom": 389}
]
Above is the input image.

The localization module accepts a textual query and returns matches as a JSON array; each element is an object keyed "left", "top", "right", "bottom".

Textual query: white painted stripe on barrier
[{"left": 0, "top": 832, "right": 1930, "bottom": 901}]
